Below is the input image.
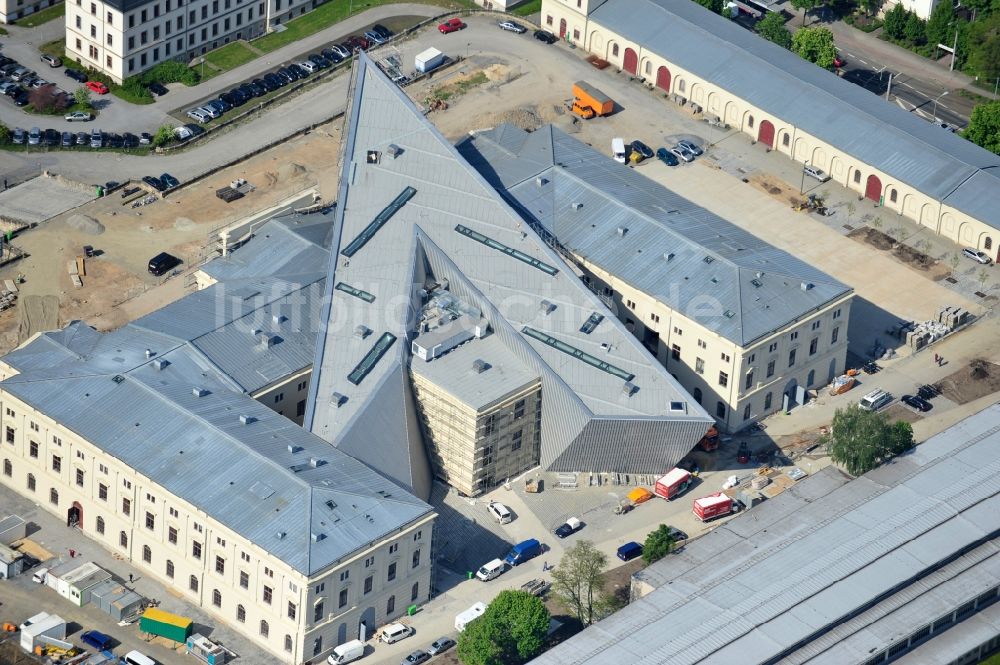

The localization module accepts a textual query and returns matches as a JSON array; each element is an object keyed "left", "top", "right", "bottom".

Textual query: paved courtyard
[{"left": 0, "top": 176, "right": 95, "bottom": 226}]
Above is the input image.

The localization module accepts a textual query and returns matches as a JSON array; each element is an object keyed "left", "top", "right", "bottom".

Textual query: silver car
[
  {"left": 677, "top": 139, "right": 703, "bottom": 156},
  {"left": 963, "top": 248, "right": 992, "bottom": 265},
  {"left": 499, "top": 20, "right": 527, "bottom": 33},
  {"left": 671, "top": 146, "right": 694, "bottom": 163},
  {"left": 186, "top": 107, "right": 211, "bottom": 123},
  {"left": 28, "top": 127, "right": 41, "bottom": 145}
]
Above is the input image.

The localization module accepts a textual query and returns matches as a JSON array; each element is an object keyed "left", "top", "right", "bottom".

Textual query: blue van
[
  {"left": 504, "top": 538, "right": 542, "bottom": 567},
  {"left": 617, "top": 541, "right": 643, "bottom": 562},
  {"left": 81, "top": 630, "right": 112, "bottom": 651}
]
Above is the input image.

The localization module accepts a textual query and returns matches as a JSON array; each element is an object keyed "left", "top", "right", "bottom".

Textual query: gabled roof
[
  {"left": 460, "top": 124, "right": 851, "bottom": 346},
  {"left": 0, "top": 212, "right": 431, "bottom": 577},
  {"left": 306, "top": 55, "right": 713, "bottom": 488},
  {"left": 589, "top": 0, "right": 1000, "bottom": 229}
]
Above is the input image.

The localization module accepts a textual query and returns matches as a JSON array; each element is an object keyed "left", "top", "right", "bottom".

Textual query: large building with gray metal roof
[
  {"left": 530, "top": 402, "right": 1000, "bottom": 665},
  {"left": 0, "top": 210, "right": 436, "bottom": 664},
  {"left": 543, "top": 0, "right": 1000, "bottom": 261},
  {"left": 460, "top": 123, "right": 853, "bottom": 431},
  {"left": 305, "top": 53, "right": 715, "bottom": 498}
]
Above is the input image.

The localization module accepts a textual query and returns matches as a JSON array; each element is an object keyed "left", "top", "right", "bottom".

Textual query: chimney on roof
[
  {"left": 251, "top": 328, "right": 261, "bottom": 337},
  {"left": 571, "top": 202, "right": 582, "bottom": 210},
  {"left": 387, "top": 143, "right": 402, "bottom": 159},
  {"left": 145, "top": 349, "right": 154, "bottom": 359},
  {"left": 617, "top": 226, "right": 628, "bottom": 236},
  {"left": 192, "top": 387, "right": 208, "bottom": 397},
  {"left": 311, "top": 532, "right": 326, "bottom": 542},
  {"left": 536, "top": 177, "right": 546, "bottom": 187},
  {"left": 259, "top": 334, "right": 276, "bottom": 349}
]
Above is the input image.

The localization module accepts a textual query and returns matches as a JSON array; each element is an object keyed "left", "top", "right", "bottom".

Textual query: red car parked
[
  {"left": 438, "top": 17, "right": 466, "bottom": 33},
  {"left": 86, "top": 80, "right": 109, "bottom": 94}
]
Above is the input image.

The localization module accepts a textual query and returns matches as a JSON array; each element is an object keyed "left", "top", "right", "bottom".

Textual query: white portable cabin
[
  {"left": 19, "top": 612, "right": 67, "bottom": 651},
  {"left": 455, "top": 602, "right": 487, "bottom": 632}
]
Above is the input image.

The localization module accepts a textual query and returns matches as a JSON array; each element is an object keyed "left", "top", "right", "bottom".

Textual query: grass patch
[
  {"left": 252, "top": 0, "right": 475, "bottom": 53},
  {"left": 428, "top": 70, "right": 488, "bottom": 102},
  {"left": 511, "top": 0, "right": 542, "bottom": 16},
  {"left": 204, "top": 41, "right": 258, "bottom": 71},
  {"left": 40, "top": 39, "right": 66, "bottom": 59},
  {"left": 15, "top": 2, "right": 64, "bottom": 27},
  {"left": 0, "top": 27, "right": 8, "bottom": 35}
]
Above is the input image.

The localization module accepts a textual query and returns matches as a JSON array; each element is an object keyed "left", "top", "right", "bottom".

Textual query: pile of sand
[
  {"left": 476, "top": 107, "right": 544, "bottom": 132},
  {"left": 174, "top": 217, "right": 196, "bottom": 231},
  {"left": 278, "top": 163, "right": 307, "bottom": 181},
  {"left": 66, "top": 214, "right": 105, "bottom": 235},
  {"left": 483, "top": 63, "right": 514, "bottom": 82}
]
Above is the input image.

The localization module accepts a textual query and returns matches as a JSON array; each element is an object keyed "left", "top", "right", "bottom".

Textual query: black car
[
  {"left": 11, "top": 127, "right": 25, "bottom": 145},
  {"left": 402, "top": 651, "right": 430, "bottom": 665},
  {"left": 668, "top": 526, "right": 688, "bottom": 542},
  {"left": 276, "top": 68, "right": 296, "bottom": 84},
  {"left": 61, "top": 131, "right": 74, "bottom": 147},
  {"left": 656, "top": 146, "right": 679, "bottom": 166},
  {"left": 308, "top": 53, "right": 331, "bottom": 69},
  {"left": 123, "top": 132, "right": 139, "bottom": 148},
  {"left": 66, "top": 68, "right": 88, "bottom": 83},
  {"left": 108, "top": 133, "right": 124, "bottom": 148},
  {"left": 43, "top": 128, "right": 60, "bottom": 146},
  {"left": 220, "top": 91, "right": 241, "bottom": 107},
  {"left": 245, "top": 81, "right": 265, "bottom": 97},
  {"left": 902, "top": 394, "right": 932, "bottom": 412},
  {"left": 147, "top": 81, "right": 168, "bottom": 95},
  {"left": 228, "top": 87, "right": 248, "bottom": 104},
  {"left": 534, "top": 29, "right": 558, "bottom": 44},
  {"left": 160, "top": 173, "right": 180, "bottom": 189},
  {"left": 264, "top": 72, "right": 286, "bottom": 88},
  {"left": 917, "top": 384, "right": 940, "bottom": 400},
  {"left": 321, "top": 48, "right": 344, "bottom": 64},
  {"left": 289, "top": 63, "right": 309, "bottom": 78},
  {"left": 75, "top": 131, "right": 88, "bottom": 145},
  {"left": 253, "top": 77, "right": 274, "bottom": 93},
  {"left": 148, "top": 251, "right": 181, "bottom": 276},
  {"left": 372, "top": 23, "right": 392, "bottom": 39},
  {"left": 630, "top": 140, "right": 654, "bottom": 160},
  {"left": 142, "top": 175, "right": 165, "bottom": 191},
  {"left": 554, "top": 517, "right": 583, "bottom": 539},
  {"left": 12, "top": 92, "right": 28, "bottom": 106}
]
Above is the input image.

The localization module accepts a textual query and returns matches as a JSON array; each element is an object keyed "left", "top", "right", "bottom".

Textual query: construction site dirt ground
[{"left": 0, "top": 122, "right": 342, "bottom": 354}]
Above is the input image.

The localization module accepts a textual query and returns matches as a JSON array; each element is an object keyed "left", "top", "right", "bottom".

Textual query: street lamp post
[
  {"left": 799, "top": 160, "right": 809, "bottom": 195},
  {"left": 932, "top": 91, "right": 949, "bottom": 120}
]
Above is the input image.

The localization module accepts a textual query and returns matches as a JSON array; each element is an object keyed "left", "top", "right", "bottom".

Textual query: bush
[
  {"left": 28, "top": 84, "right": 69, "bottom": 113},
  {"left": 142, "top": 60, "right": 200, "bottom": 86},
  {"left": 153, "top": 124, "right": 174, "bottom": 147},
  {"left": 0, "top": 123, "right": 10, "bottom": 144}
]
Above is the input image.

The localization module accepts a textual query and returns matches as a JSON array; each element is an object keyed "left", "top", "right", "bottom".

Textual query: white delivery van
[
  {"left": 455, "top": 602, "right": 487, "bottom": 632},
  {"left": 31, "top": 567, "right": 50, "bottom": 584},
  {"left": 121, "top": 651, "right": 156, "bottom": 665},
  {"left": 476, "top": 558, "right": 506, "bottom": 582},
  {"left": 488, "top": 501, "right": 512, "bottom": 524},
  {"left": 612, "top": 138, "right": 626, "bottom": 164},
  {"left": 378, "top": 623, "right": 412, "bottom": 644},
  {"left": 858, "top": 389, "right": 892, "bottom": 411},
  {"left": 327, "top": 639, "right": 365, "bottom": 664}
]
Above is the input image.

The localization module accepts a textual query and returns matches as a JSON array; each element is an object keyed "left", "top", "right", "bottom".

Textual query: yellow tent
[{"left": 627, "top": 487, "right": 654, "bottom": 504}]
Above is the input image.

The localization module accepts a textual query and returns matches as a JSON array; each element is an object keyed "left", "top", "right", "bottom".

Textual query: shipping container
[
  {"left": 414, "top": 48, "right": 445, "bottom": 74},
  {"left": 654, "top": 468, "right": 693, "bottom": 500},
  {"left": 112, "top": 591, "right": 146, "bottom": 622},
  {"left": 140, "top": 608, "right": 192, "bottom": 642},
  {"left": 693, "top": 493, "right": 737, "bottom": 521}
]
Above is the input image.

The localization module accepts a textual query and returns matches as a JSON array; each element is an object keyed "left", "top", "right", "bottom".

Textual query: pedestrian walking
[
  {"left": 934, "top": 353, "right": 939, "bottom": 363},
  {"left": 128, "top": 574, "right": 134, "bottom": 584}
]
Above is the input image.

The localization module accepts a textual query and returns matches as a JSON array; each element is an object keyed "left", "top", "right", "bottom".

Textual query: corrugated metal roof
[
  {"left": 0, "top": 213, "right": 431, "bottom": 577},
  {"left": 460, "top": 125, "right": 851, "bottom": 346},
  {"left": 588, "top": 0, "right": 1000, "bottom": 228},
  {"left": 306, "top": 55, "right": 713, "bottom": 490},
  {"left": 529, "top": 402, "right": 1000, "bottom": 665}
]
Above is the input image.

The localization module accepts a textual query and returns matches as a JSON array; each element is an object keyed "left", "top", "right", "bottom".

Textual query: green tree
[
  {"left": 962, "top": 100, "right": 1000, "bottom": 155},
  {"left": 457, "top": 590, "right": 550, "bottom": 665},
  {"left": 925, "top": 0, "right": 955, "bottom": 47},
  {"left": 966, "top": 17, "right": 1000, "bottom": 82},
  {"left": 757, "top": 12, "right": 793, "bottom": 49},
  {"left": 551, "top": 541, "right": 607, "bottom": 626},
  {"left": 883, "top": 2, "right": 908, "bottom": 39},
  {"left": 823, "top": 404, "right": 914, "bottom": 476},
  {"left": 790, "top": 0, "right": 821, "bottom": 24},
  {"left": 871, "top": 215, "right": 883, "bottom": 230},
  {"left": 904, "top": 12, "right": 927, "bottom": 44},
  {"left": 152, "top": 124, "right": 174, "bottom": 147},
  {"left": 857, "top": 0, "right": 883, "bottom": 17},
  {"left": 0, "top": 123, "right": 9, "bottom": 144},
  {"left": 74, "top": 86, "right": 92, "bottom": 109},
  {"left": 693, "top": 0, "right": 725, "bottom": 13},
  {"left": 792, "top": 27, "right": 838, "bottom": 69},
  {"left": 642, "top": 524, "right": 677, "bottom": 565}
]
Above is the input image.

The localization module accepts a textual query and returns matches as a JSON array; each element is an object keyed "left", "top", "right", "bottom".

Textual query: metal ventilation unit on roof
[
  {"left": 311, "top": 532, "right": 326, "bottom": 542},
  {"left": 112, "top": 375, "right": 125, "bottom": 384},
  {"left": 751, "top": 278, "right": 763, "bottom": 288},
  {"left": 273, "top": 314, "right": 287, "bottom": 324},
  {"left": 622, "top": 381, "right": 636, "bottom": 397},
  {"left": 703, "top": 256, "right": 715, "bottom": 264},
  {"left": 571, "top": 202, "right": 582, "bottom": 210},
  {"left": 152, "top": 358, "right": 169, "bottom": 371},
  {"left": 276, "top": 531, "right": 286, "bottom": 540},
  {"left": 287, "top": 444, "right": 303, "bottom": 454},
  {"left": 617, "top": 226, "right": 628, "bottom": 236},
  {"left": 309, "top": 457, "right": 325, "bottom": 468},
  {"left": 535, "top": 177, "right": 546, "bottom": 187},
  {"left": 387, "top": 143, "right": 402, "bottom": 159},
  {"left": 472, "top": 359, "right": 489, "bottom": 374},
  {"left": 724, "top": 310, "right": 736, "bottom": 318},
  {"left": 239, "top": 414, "right": 255, "bottom": 425},
  {"left": 192, "top": 387, "right": 208, "bottom": 397},
  {"left": 144, "top": 349, "right": 155, "bottom": 359},
  {"left": 801, "top": 282, "right": 814, "bottom": 291},
  {"left": 664, "top": 252, "right": 675, "bottom": 261},
  {"left": 325, "top": 500, "right": 337, "bottom": 510},
  {"left": 539, "top": 300, "right": 554, "bottom": 315},
  {"left": 331, "top": 392, "right": 346, "bottom": 407},
  {"left": 259, "top": 334, "right": 276, "bottom": 349},
  {"left": 354, "top": 325, "right": 371, "bottom": 339}
]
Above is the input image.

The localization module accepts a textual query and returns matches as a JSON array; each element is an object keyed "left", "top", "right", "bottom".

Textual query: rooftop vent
[
  {"left": 617, "top": 226, "right": 628, "bottom": 236},
  {"left": 366, "top": 149, "right": 380, "bottom": 164},
  {"left": 571, "top": 202, "right": 582, "bottom": 210},
  {"left": 272, "top": 314, "right": 287, "bottom": 324},
  {"left": 251, "top": 328, "right": 261, "bottom": 337},
  {"left": 622, "top": 381, "right": 636, "bottom": 396},
  {"left": 331, "top": 392, "right": 347, "bottom": 407},
  {"left": 539, "top": 299, "right": 555, "bottom": 315},
  {"left": 144, "top": 349, "right": 154, "bottom": 359},
  {"left": 112, "top": 375, "right": 125, "bottom": 384},
  {"left": 756, "top": 271, "right": 764, "bottom": 278},
  {"left": 287, "top": 444, "right": 303, "bottom": 454},
  {"left": 259, "top": 334, "right": 276, "bottom": 348},
  {"left": 309, "top": 457, "right": 325, "bottom": 468},
  {"left": 325, "top": 500, "right": 337, "bottom": 510},
  {"left": 311, "top": 532, "right": 326, "bottom": 542},
  {"left": 276, "top": 531, "right": 286, "bottom": 540},
  {"left": 152, "top": 358, "right": 169, "bottom": 371},
  {"left": 663, "top": 252, "right": 675, "bottom": 261},
  {"left": 354, "top": 325, "right": 371, "bottom": 339},
  {"left": 472, "top": 359, "right": 489, "bottom": 374},
  {"left": 192, "top": 387, "right": 208, "bottom": 397},
  {"left": 239, "top": 414, "right": 255, "bottom": 425},
  {"left": 801, "top": 282, "right": 814, "bottom": 291},
  {"left": 751, "top": 278, "right": 763, "bottom": 288},
  {"left": 703, "top": 256, "right": 715, "bottom": 264},
  {"left": 536, "top": 176, "right": 547, "bottom": 187},
  {"left": 724, "top": 310, "right": 736, "bottom": 319},
  {"left": 387, "top": 144, "right": 402, "bottom": 159}
]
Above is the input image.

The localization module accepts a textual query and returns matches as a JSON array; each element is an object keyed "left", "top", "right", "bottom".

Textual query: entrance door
[
  {"left": 865, "top": 174, "right": 882, "bottom": 202},
  {"left": 559, "top": 18, "right": 566, "bottom": 39},
  {"left": 757, "top": 120, "right": 775, "bottom": 148},
  {"left": 655, "top": 66, "right": 671, "bottom": 92},
  {"left": 623, "top": 48, "right": 638, "bottom": 75},
  {"left": 68, "top": 502, "right": 82, "bottom": 529}
]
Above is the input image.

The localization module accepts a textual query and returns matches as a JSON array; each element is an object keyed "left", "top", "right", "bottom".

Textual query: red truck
[
  {"left": 654, "top": 468, "right": 693, "bottom": 500},
  {"left": 697, "top": 426, "right": 719, "bottom": 452},
  {"left": 692, "top": 493, "right": 740, "bottom": 521}
]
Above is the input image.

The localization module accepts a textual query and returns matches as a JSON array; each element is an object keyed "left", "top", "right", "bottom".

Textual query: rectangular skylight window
[
  {"left": 703, "top": 256, "right": 715, "bottom": 264},
  {"left": 521, "top": 326, "right": 634, "bottom": 381},
  {"left": 580, "top": 312, "right": 604, "bottom": 334},
  {"left": 751, "top": 279, "right": 763, "bottom": 288},
  {"left": 341, "top": 186, "right": 417, "bottom": 258},
  {"left": 335, "top": 282, "right": 376, "bottom": 303},
  {"left": 347, "top": 332, "right": 397, "bottom": 385},
  {"left": 455, "top": 224, "right": 559, "bottom": 276}
]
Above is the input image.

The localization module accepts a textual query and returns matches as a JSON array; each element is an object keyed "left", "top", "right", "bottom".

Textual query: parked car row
[
  {"left": 9, "top": 127, "right": 151, "bottom": 149},
  {"left": 0, "top": 55, "right": 69, "bottom": 108}
]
